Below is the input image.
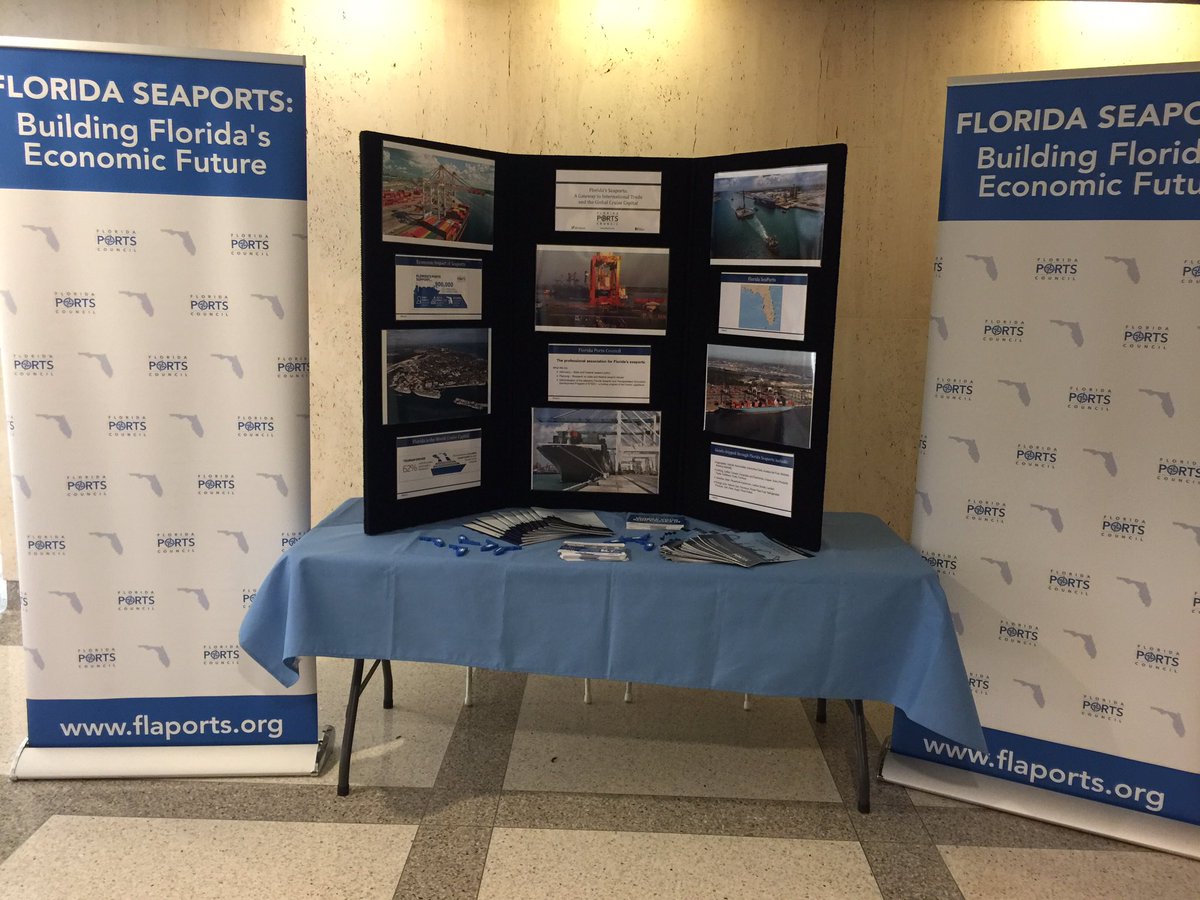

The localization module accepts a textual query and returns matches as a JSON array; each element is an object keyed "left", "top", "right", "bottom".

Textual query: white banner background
[
  {"left": 0, "top": 39, "right": 317, "bottom": 775},
  {"left": 886, "top": 64, "right": 1199, "bottom": 853}
]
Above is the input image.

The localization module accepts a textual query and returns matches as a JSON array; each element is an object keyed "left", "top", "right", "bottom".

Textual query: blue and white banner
[
  {"left": 0, "top": 39, "right": 317, "bottom": 776},
  {"left": 885, "top": 64, "right": 1200, "bottom": 853}
]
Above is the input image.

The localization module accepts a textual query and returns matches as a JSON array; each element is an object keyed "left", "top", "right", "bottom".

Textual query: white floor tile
[
  {"left": 0, "top": 815, "right": 416, "bottom": 900},
  {"left": 478, "top": 828, "right": 881, "bottom": 899},
  {"left": 939, "top": 845, "right": 1200, "bottom": 899},
  {"left": 504, "top": 676, "right": 840, "bottom": 801}
]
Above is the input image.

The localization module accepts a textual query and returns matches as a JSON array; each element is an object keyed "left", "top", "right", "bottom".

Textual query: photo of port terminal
[
  {"left": 382, "top": 328, "right": 490, "bottom": 425},
  {"left": 381, "top": 141, "right": 496, "bottom": 250},
  {"left": 704, "top": 344, "right": 816, "bottom": 449},
  {"left": 710, "top": 163, "right": 827, "bottom": 266},
  {"left": 531, "top": 407, "right": 662, "bottom": 494},
  {"left": 535, "top": 244, "right": 668, "bottom": 335}
]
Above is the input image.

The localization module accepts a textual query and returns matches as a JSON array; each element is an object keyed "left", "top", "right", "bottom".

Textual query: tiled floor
[{"left": 1, "top": 603, "right": 1198, "bottom": 899}]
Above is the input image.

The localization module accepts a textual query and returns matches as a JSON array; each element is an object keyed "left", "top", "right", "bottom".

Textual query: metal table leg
[
  {"left": 338, "top": 658, "right": 383, "bottom": 797},
  {"left": 382, "top": 660, "right": 394, "bottom": 709},
  {"left": 849, "top": 698, "right": 870, "bottom": 813}
]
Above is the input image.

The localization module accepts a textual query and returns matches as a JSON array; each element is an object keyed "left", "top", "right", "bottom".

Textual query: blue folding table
[{"left": 240, "top": 498, "right": 984, "bottom": 810}]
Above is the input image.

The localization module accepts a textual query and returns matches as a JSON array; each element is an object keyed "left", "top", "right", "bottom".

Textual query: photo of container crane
[{"left": 381, "top": 141, "right": 496, "bottom": 250}]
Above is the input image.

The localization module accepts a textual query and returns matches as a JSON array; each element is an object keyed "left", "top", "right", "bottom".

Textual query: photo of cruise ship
[{"left": 382, "top": 328, "right": 491, "bottom": 424}]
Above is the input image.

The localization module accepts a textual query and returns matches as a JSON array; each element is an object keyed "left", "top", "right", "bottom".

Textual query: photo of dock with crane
[
  {"left": 534, "top": 244, "right": 669, "bottom": 335},
  {"left": 531, "top": 407, "right": 662, "bottom": 494},
  {"left": 381, "top": 141, "right": 496, "bottom": 250}
]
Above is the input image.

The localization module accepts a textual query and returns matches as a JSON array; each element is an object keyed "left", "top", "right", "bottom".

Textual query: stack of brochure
[
  {"left": 558, "top": 540, "right": 629, "bottom": 562},
  {"left": 624, "top": 513, "right": 688, "bottom": 531},
  {"left": 465, "top": 507, "right": 614, "bottom": 546},
  {"left": 659, "top": 531, "right": 813, "bottom": 567}
]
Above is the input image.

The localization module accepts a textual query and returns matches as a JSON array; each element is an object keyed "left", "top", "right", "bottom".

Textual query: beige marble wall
[{"left": 0, "top": 1, "right": 1198, "bottom": 580}]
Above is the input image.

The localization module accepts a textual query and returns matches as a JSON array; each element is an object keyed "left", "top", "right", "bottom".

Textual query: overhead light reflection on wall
[
  {"left": 558, "top": 0, "right": 695, "bottom": 49},
  {"left": 1036, "top": 1, "right": 1188, "bottom": 61}
]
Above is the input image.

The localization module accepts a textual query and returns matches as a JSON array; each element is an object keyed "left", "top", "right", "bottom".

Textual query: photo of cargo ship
[
  {"left": 382, "top": 328, "right": 490, "bottom": 425},
  {"left": 710, "top": 163, "right": 827, "bottom": 266},
  {"left": 382, "top": 141, "right": 495, "bottom": 250},
  {"left": 704, "top": 344, "right": 816, "bottom": 449},
  {"left": 535, "top": 244, "right": 668, "bottom": 335},
  {"left": 531, "top": 407, "right": 661, "bottom": 494}
]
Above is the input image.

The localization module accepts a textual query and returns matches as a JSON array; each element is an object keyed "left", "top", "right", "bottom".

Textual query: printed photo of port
[
  {"left": 534, "top": 244, "right": 668, "bottom": 335},
  {"left": 703, "top": 344, "right": 815, "bottom": 449},
  {"left": 382, "top": 327, "right": 490, "bottom": 425},
  {"left": 710, "top": 163, "right": 827, "bottom": 266},
  {"left": 381, "top": 141, "right": 496, "bottom": 250},
  {"left": 531, "top": 407, "right": 661, "bottom": 494}
]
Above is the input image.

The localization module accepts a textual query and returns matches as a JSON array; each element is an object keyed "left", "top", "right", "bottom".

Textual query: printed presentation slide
[
  {"left": 396, "top": 429, "right": 482, "bottom": 498},
  {"left": 395, "top": 255, "right": 483, "bottom": 320},
  {"left": 717, "top": 272, "right": 808, "bottom": 340},
  {"left": 555, "top": 169, "right": 662, "bottom": 233},
  {"left": 708, "top": 442, "right": 795, "bottom": 517},
  {"left": 547, "top": 344, "right": 651, "bottom": 403}
]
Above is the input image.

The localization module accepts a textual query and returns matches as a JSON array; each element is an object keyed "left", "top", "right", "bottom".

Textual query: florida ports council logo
[
  {"left": 116, "top": 589, "right": 155, "bottom": 612},
  {"left": 108, "top": 415, "right": 147, "bottom": 438},
  {"left": 276, "top": 356, "right": 309, "bottom": 378},
  {"left": 65, "top": 474, "right": 107, "bottom": 497},
  {"left": 202, "top": 644, "right": 241, "bottom": 665},
  {"left": 933, "top": 256, "right": 944, "bottom": 278},
  {"left": 95, "top": 228, "right": 137, "bottom": 253},
  {"left": 197, "top": 474, "right": 236, "bottom": 496},
  {"left": 968, "top": 672, "right": 991, "bottom": 696},
  {"left": 78, "top": 647, "right": 117, "bottom": 669},
  {"left": 999, "top": 618, "right": 1039, "bottom": 646},
  {"left": 1181, "top": 259, "right": 1200, "bottom": 285},
  {"left": 921, "top": 550, "right": 958, "bottom": 575},
  {"left": 1015, "top": 444, "right": 1057, "bottom": 469},
  {"left": 1067, "top": 386, "right": 1112, "bottom": 411},
  {"left": 934, "top": 377, "right": 974, "bottom": 401},
  {"left": 54, "top": 291, "right": 96, "bottom": 315},
  {"left": 983, "top": 319, "right": 1024, "bottom": 342},
  {"left": 147, "top": 354, "right": 188, "bottom": 377},
  {"left": 230, "top": 232, "right": 269, "bottom": 256},
  {"left": 1034, "top": 256, "right": 1079, "bottom": 281},
  {"left": 281, "top": 531, "right": 304, "bottom": 552},
  {"left": 237, "top": 416, "right": 275, "bottom": 437},
  {"left": 1158, "top": 458, "right": 1200, "bottom": 486},
  {"left": 1048, "top": 569, "right": 1091, "bottom": 595},
  {"left": 1123, "top": 325, "right": 1169, "bottom": 350},
  {"left": 966, "top": 499, "right": 1006, "bottom": 524},
  {"left": 156, "top": 532, "right": 196, "bottom": 554},
  {"left": 242, "top": 588, "right": 257, "bottom": 610},
  {"left": 1135, "top": 643, "right": 1180, "bottom": 674},
  {"left": 1101, "top": 514, "right": 1146, "bottom": 542},
  {"left": 26, "top": 534, "right": 66, "bottom": 556},
  {"left": 1082, "top": 694, "right": 1123, "bottom": 723},
  {"left": 190, "top": 293, "right": 229, "bottom": 317},
  {"left": 12, "top": 353, "right": 53, "bottom": 376}
]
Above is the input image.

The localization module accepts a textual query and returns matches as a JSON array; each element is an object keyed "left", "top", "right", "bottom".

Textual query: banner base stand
[
  {"left": 881, "top": 752, "right": 1200, "bottom": 861},
  {"left": 8, "top": 725, "right": 333, "bottom": 781}
]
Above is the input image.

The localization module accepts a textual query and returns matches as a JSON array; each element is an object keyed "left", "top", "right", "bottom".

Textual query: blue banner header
[
  {"left": 940, "top": 68, "right": 1200, "bottom": 220},
  {"left": 0, "top": 45, "right": 306, "bottom": 199}
]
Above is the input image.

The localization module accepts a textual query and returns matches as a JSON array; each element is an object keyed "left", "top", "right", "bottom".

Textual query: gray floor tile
[
  {"left": 846, "top": 804, "right": 932, "bottom": 845},
  {"left": 432, "top": 669, "right": 527, "bottom": 792},
  {"left": 422, "top": 788, "right": 499, "bottom": 826},
  {"left": 862, "top": 841, "right": 965, "bottom": 900},
  {"left": 393, "top": 825, "right": 491, "bottom": 900},
  {"left": 802, "top": 698, "right": 912, "bottom": 810},
  {"left": 496, "top": 790, "right": 855, "bottom": 840},
  {"left": 919, "top": 807, "right": 1145, "bottom": 851}
]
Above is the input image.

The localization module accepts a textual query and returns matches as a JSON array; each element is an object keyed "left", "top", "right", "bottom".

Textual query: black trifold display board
[{"left": 361, "top": 131, "right": 846, "bottom": 551}]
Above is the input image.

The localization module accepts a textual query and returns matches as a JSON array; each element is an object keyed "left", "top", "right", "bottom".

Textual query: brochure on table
[{"left": 361, "top": 132, "right": 845, "bottom": 550}]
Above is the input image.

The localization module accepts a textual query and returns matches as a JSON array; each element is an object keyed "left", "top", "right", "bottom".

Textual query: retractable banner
[
  {"left": 0, "top": 38, "right": 319, "bottom": 777},
  {"left": 884, "top": 64, "right": 1200, "bottom": 855}
]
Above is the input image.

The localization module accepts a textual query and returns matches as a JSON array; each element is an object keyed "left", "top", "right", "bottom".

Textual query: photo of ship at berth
[
  {"left": 531, "top": 407, "right": 661, "bottom": 494},
  {"left": 704, "top": 344, "right": 816, "bottom": 449},
  {"left": 710, "top": 164, "right": 827, "bottom": 266},
  {"left": 381, "top": 141, "right": 496, "bottom": 249},
  {"left": 383, "top": 328, "right": 490, "bottom": 425},
  {"left": 535, "top": 245, "right": 669, "bottom": 335}
]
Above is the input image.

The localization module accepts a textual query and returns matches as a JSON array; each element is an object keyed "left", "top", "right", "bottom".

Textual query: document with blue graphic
[
  {"left": 395, "top": 254, "right": 483, "bottom": 320},
  {"left": 396, "top": 429, "right": 482, "bottom": 499}
]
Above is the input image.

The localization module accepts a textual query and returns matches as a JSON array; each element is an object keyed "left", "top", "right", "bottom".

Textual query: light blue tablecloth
[{"left": 240, "top": 499, "right": 985, "bottom": 750}]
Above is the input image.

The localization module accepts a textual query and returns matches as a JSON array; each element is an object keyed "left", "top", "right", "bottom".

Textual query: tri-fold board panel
[{"left": 360, "top": 132, "right": 845, "bottom": 551}]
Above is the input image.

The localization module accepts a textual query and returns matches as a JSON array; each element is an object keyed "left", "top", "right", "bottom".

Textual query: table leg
[
  {"left": 464, "top": 666, "right": 474, "bottom": 707},
  {"left": 338, "top": 658, "right": 366, "bottom": 797},
  {"left": 583, "top": 678, "right": 592, "bottom": 704},
  {"left": 382, "top": 660, "right": 394, "bottom": 709},
  {"left": 623, "top": 682, "right": 633, "bottom": 703},
  {"left": 816, "top": 697, "right": 827, "bottom": 723},
  {"left": 850, "top": 698, "right": 870, "bottom": 813},
  {"left": 743, "top": 693, "right": 752, "bottom": 711}
]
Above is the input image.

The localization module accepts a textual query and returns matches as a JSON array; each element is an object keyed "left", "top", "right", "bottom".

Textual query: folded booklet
[
  {"left": 660, "top": 531, "right": 813, "bottom": 567},
  {"left": 465, "top": 507, "right": 614, "bottom": 545},
  {"left": 558, "top": 540, "right": 629, "bottom": 562}
]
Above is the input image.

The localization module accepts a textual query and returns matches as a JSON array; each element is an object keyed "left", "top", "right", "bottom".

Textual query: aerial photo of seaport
[
  {"left": 383, "top": 328, "right": 490, "bottom": 424},
  {"left": 704, "top": 344, "right": 816, "bottom": 449},
  {"left": 710, "top": 163, "right": 827, "bottom": 265},
  {"left": 535, "top": 245, "right": 669, "bottom": 335},
  {"left": 381, "top": 141, "right": 496, "bottom": 249},
  {"left": 531, "top": 407, "right": 662, "bottom": 494}
]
